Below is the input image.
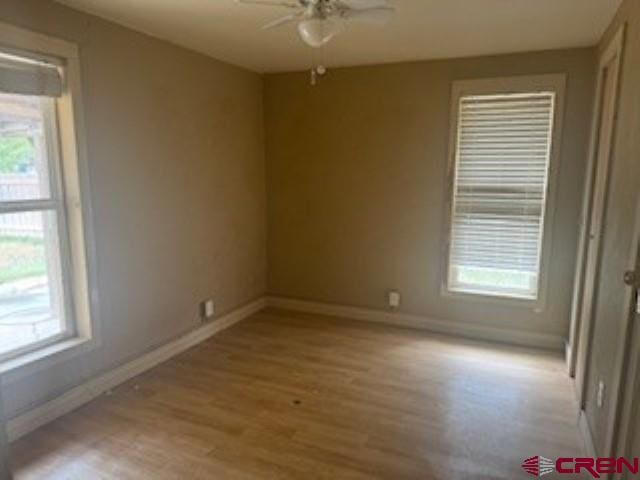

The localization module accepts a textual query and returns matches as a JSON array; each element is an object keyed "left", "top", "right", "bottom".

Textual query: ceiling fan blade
[
  {"left": 341, "top": 7, "right": 394, "bottom": 24},
  {"left": 236, "top": 0, "right": 301, "bottom": 8},
  {"left": 337, "top": 0, "right": 390, "bottom": 10},
  {"left": 262, "top": 11, "right": 304, "bottom": 29}
]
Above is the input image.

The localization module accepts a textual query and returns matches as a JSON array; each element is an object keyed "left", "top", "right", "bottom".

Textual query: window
[
  {"left": 0, "top": 23, "right": 95, "bottom": 371},
  {"left": 445, "top": 76, "right": 564, "bottom": 301},
  {"left": 0, "top": 56, "right": 71, "bottom": 361}
]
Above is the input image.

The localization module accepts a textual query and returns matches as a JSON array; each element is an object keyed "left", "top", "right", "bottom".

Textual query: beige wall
[
  {"left": 0, "top": 0, "right": 266, "bottom": 419},
  {"left": 265, "top": 49, "right": 596, "bottom": 341},
  {"left": 583, "top": 0, "right": 640, "bottom": 454}
]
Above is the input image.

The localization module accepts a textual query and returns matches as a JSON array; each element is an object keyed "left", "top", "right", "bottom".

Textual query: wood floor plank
[{"left": 11, "top": 308, "right": 585, "bottom": 479}]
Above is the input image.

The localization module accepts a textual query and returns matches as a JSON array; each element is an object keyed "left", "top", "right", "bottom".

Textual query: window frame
[
  {"left": 0, "top": 95, "right": 74, "bottom": 362},
  {"left": 441, "top": 74, "right": 567, "bottom": 308},
  {"left": 0, "top": 21, "right": 99, "bottom": 383}
]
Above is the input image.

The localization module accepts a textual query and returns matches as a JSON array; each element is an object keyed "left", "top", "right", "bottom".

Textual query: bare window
[{"left": 0, "top": 89, "right": 74, "bottom": 360}]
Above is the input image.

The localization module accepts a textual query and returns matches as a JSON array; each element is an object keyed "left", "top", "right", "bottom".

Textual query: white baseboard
[
  {"left": 7, "top": 297, "right": 266, "bottom": 442},
  {"left": 267, "top": 296, "right": 564, "bottom": 351},
  {"left": 578, "top": 410, "right": 597, "bottom": 457}
]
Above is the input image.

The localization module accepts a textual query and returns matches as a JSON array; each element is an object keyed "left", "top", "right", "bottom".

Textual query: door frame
[{"left": 568, "top": 25, "right": 625, "bottom": 403}]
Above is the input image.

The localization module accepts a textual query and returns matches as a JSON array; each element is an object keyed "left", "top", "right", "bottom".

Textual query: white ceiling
[{"left": 54, "top": 0, "right": 623, "bottom": 73}]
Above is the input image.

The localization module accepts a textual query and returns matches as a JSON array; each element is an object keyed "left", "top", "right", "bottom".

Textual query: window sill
[
  {"left": 441, "top": 286, "right": 546, "bottom": 312},
  {"left": 0, "top": 336, "right": 98, "bottom": 386}
]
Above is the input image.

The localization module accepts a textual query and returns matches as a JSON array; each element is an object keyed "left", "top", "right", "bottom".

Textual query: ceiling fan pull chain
[{"left": 310, "top": 46, "right": 317, "bottom": 85}]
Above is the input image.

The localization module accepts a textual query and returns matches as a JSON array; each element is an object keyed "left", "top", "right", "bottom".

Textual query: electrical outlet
[
  {"left": 597, "top": 380, "right": 605, "bottom": 408},
  {"left": 388, "top": 290, "right": 401, "bottom": 309},
  {"left": 201, "top": 299, "right": 215, "bottom": 320}
]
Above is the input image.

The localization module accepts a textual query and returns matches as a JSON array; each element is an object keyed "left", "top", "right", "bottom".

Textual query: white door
[{"left": 612, "top": 218, "right": 640, "bottom": 478}]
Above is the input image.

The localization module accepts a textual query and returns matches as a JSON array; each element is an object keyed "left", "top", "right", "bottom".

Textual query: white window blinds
[{"left": 447, "top": 91, "right": 556, "bottom": 299}]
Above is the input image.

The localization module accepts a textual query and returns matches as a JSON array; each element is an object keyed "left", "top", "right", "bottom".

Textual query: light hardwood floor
[{"left": 11, "top": 308, "right": 584, "bottom": 479}]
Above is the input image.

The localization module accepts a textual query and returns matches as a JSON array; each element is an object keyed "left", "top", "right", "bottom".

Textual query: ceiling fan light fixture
[{"left": 297, "top": 17, "right": 340, "bottom": 48}]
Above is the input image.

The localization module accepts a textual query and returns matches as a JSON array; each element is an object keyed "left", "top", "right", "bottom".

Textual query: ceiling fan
[{"left": 236, "top": 0, "right": 395, "bottom": 48}]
